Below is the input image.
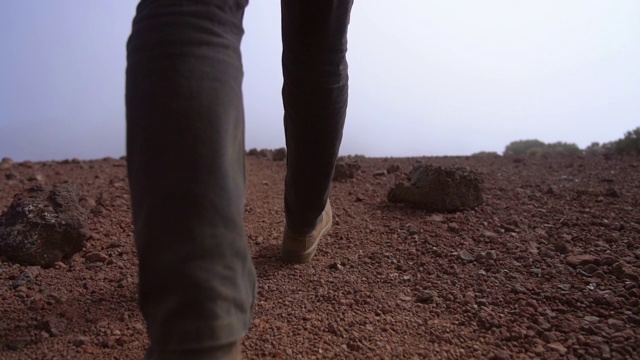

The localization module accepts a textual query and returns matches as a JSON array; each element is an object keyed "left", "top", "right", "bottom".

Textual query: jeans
[{"left": 125, "top": 0, "right": 353, "bottom": 356}]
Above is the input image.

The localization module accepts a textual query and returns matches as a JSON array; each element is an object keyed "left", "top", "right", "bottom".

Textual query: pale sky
[{"left": 1, "top": 1, "right": 638, "bottom": 161}]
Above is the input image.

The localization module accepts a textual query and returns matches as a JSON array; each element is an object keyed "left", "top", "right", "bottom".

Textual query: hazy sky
[{"left": 1, "top": 1, "right": 638, "bottom": 161}]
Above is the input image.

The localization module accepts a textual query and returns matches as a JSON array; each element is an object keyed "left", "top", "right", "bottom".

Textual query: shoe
[{"left": 281, "top": 200, "right": 332, "bottom": 263}]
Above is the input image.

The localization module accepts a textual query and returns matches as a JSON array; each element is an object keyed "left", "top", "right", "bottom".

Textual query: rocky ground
[{"left": 0, "top": 154, "right": 639, "bottom": 359}]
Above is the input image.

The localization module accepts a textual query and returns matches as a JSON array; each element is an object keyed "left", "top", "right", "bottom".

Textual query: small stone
[
  {"left": 42, "top": 316, "right": 68, "bottom": 337},
  {"left": 606, "top": 319, "right": 624, "bottom": 331},
  {"left": 529, "top": 268, "right": 542, "bottom": 277},
  {"left": 483, "top": 250, "right": 497, "bottom": 261},
  {"left": 333, "top": 158, "right": 360, "bottom": 181},
  {"left": 416, "top": 291, "right": 437, "bottom": 304},
  {"left": 449, "top": 223, "right": 463, "bottom": 234},
  {"left": 604, "top": 187, "right": 620, "bottom": 197},
  {"left": 554, "top": 241, "right": 572, "bottom": 254},
  {"left": 459, "top": 250, "right": 475, "bottom": 262},
  {"left": 565, "top": 254, "right": 600, "bottom": 268},
  {"left": 546, "top": 342, "right": 567, "bottom": 355},
  {"left": 53, "top": 262, "right": 67, "bottom": 270},
  {"left": 328, "top": 262, "right": 343, "bottom": 270},
  {"left": 72, "top": 336, "right": 90, "bottom": 347},
  {"left": 540, "top": 331, "right": 558, "bottom": 343},
  {"left": 386, "top": 164, "right": 401, "bottom": 174},
  {"left": 536, "top": 317, "right": 552, "bottom": 330},
  {"left": 581, "top": 263, "right": 600, "bottom": 275},
  {"left": 84, "top": 252, "right": 108, "bottom": 263},
  {"left": 78, "top": 197, "right": 96, "bottom": 211},
  {"left": 372, "top": 170, "right": 387, "bottom": 177},
  {"left": 27, "top": 173, "right": 45, "bottom": 182},
  {"left": 12, "top": 271, "right": 35, "bottom": 289},
  {"left": 405, "top": 224, "right": 419, "bottom": 235},
  {"left": 558, "top": 284, "right": 571, "bottom": 291},
  {"left": 610, "top": 261, "right": 640, "bottom": 282},
  {"left": 583, "top": 316, "right": 600, "bottom": 323}
]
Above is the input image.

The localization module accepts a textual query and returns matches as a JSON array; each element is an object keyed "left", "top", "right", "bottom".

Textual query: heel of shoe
[{"left": 281, "top": 241, "right": 319, "bottom": 264}]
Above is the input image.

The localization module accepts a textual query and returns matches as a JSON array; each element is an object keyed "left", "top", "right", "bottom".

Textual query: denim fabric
[{"left": 126, "top": 0, "right": 353, "bottom": 356}]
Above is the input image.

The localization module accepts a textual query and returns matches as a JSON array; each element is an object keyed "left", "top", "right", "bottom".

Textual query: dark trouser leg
[
  {"left": 125, "top": 0, "right": 255, "bottom": 357},
  {"left": 281, "top": 0, "right": 354, "bottom": 233}
]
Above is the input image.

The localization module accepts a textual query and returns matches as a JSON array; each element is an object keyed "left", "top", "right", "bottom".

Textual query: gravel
[{"left": 0, "top": 154, "right": 639, "bottom": 358}]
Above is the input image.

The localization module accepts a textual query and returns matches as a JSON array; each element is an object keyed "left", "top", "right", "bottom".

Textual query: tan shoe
[{"left": 281, "top": 200, "right": 332, "bottom": 263}]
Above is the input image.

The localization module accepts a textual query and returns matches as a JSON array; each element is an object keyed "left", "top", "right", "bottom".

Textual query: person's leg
[
  {"left": 281, "top": 0, "right": 354, "bottom": 234},
  {"left": 126, "top": 0, "right": 255, "bottom": 358}
]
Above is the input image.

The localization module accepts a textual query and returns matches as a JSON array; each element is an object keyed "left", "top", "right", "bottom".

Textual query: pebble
[
  {"left": 85, "top": 252, "right": 109, "bottom": 263},
  {"left": 546, "top": 342, "right": 567, "bottom": 355},
  {"left": 558, "top": 284, "right": 571, "bottom": 291},
  {"left": 73, "top": 336, "right": 91, "bottom": 347},
  {"left": 416, "top": 291, "right": 437, "bottom": 304},
  {"left": 565, "top": 254, "right": 600, "bottom": 268},
  {"left": 53, "top": 262, "right": 68, "bottom": 270},
  {"left": 459, "top": 250, "right": 475, "bottom": 262},
  {"left": 529, "top": 268, "right": 542, "bottom": 277},
  {"left": 13, "top": 271, "right": 35, "bottom": 289},
  {"left": 483, "top": 250, "right": 497, "bottom": 261},
  {"left": 584, "top": 316, "right": 600, "bottom": 323}
]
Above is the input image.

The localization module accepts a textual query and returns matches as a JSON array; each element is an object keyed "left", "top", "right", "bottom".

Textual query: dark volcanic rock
[
  {"left": 333, "top": 158, "right": 361, "bottom": 181},
  {"left": 0, "top": 184, "right": 90, "bottom": 267},
  {"left": 387, "top": 164, "right": 483, "bottom": 212}
]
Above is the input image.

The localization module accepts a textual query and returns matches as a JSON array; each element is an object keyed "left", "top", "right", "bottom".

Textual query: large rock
[
  {"left": 0, "top": 184, "right": 90, "bottom": 267},
  {"left": 333, "top": 158, "right": 361, "bottom": 181},
  {"left": 387, "top": 164, "right": 483, "bottom": 212}
]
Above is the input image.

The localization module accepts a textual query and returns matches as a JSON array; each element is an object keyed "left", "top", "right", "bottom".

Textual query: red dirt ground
[{"left": 1, "top": 154, "right": 639, "bottom": 359}]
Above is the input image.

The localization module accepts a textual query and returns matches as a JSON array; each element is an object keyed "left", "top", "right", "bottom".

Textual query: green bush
[
  {"left": 503, "top": 139, "right": 546, "bottom": 156},
  {"left": 504, "top": 140, "right": 581, "bottom": 157},
  {"left": 584, "top": 142, "right": 602, "bottom": 155},
  {"left": 545, "top": 142, "right": 582, "bottom": 156},
  {"left": 612, "top": 127, "right": 640, "bottom": 155},
  {"left": 471, "top": 151, "right": 501, "bottom": 157}
]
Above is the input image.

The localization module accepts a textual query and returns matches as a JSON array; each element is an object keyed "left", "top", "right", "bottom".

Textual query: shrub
[
  {"left": 545, "top": 142, "right": 582, "bottom": 156},
  {"left": 471, "top": 151, "right": 501, "bottom": 157},
  {"left": 503, "top": 139, "right": 546, "bottom": 156},
  {"left": 612, "top": 127, "right": 640, "bottom": 155},
  {"left": 584, "top": 142, "right": 602, "bottom": 155}
]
